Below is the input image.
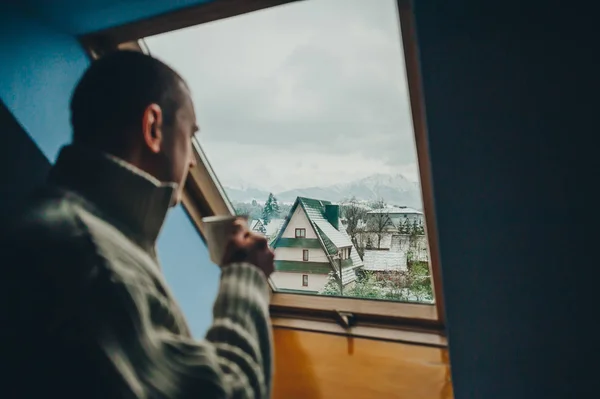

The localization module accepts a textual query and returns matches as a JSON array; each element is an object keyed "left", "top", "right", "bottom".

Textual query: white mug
[{"left": 202, "top": 215, "right": 249, "bottom": 266}]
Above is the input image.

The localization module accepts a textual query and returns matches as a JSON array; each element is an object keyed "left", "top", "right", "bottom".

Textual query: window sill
[
  {"left": 270, "top": 292, "right": 440, "bottom": 329},
  {"left": 271, "top": 316, "right": 447, "bottom": 348}
]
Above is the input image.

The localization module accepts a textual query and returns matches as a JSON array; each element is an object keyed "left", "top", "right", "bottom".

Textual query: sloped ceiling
[{"left": 14, "top": 0, "right": 213, "bottom": 36}]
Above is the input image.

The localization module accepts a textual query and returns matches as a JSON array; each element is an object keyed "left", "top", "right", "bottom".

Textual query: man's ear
[{"left": 142, "top": 103, "right": 164, "bottom": 154}]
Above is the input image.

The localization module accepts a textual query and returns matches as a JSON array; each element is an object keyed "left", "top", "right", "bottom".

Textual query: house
[
  {"left": 248, "top": 218, "right": 266, "bottom": 235},
  {"left": 248, "top": 217, "right": 285, "bottom": 240},
  {"left": 366, "top": 206, "right": 424, "bottom": 228},
  {"left": 270, "top": 197, "right": 364, "bottom": 293},
  {"left": 362, "top": 235, "right": 408, "bottom": 273},
  {"left": 363, "top": 235, "right": 408, "bottom": 273},
  {"left": 362, "top": 234, "right": 429, "bottom": 275},
  {"left": 264, "top": 218, "right": 285, "bottom": 240}
]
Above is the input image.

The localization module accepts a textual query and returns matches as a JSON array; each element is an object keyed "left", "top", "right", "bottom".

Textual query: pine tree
[
  {"left": 262, "top": 193, "right": 280, "bottom": 225},
  {"left": 417, "top": 219, "right": 425, "bottom": 235},
  {"left": 411, "top": 219, "right": 419, "bottom": 237},
  {"left": 401, "top": 217, "right": 411, "bottom": 234},
  {"left": 271, "top": 194, "right": 280, "bottom": 216},
  {"left": 261, "top": 203, "right": 271, "bottom": 226}
]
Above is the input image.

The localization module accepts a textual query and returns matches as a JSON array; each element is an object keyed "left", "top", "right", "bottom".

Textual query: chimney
[{"left": 324, "top": 204, "right": 340, "bottom": 230}]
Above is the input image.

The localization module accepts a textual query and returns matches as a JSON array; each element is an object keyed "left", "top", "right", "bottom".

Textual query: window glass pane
[
  {"left": 157, "top": 205, "right": 220, "bottom": 337},
  {"left": 146, "top": 0, "right": 434, "bottom": 304}
]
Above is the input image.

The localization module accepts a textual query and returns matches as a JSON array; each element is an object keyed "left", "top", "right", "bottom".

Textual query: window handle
[{"left": 334, "top": 310, "right": 355, "bottom": 330}]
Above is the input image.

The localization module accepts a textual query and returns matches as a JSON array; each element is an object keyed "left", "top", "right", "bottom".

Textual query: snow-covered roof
[
  {"left": 367, "top": 207, "right": 422, "bottom": 215},
  {"left": 339, "top": 202, "right": 373, "bottom": 211},
  {"left": 362, "top": 250, "right": 408, "bottom": 272},
  {"left": 264, "top": 218, "right": 285, "bottom": 237}
]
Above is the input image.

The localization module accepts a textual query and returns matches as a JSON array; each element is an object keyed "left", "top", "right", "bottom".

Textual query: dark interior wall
[
  {"left": 413, "top": 2, "right": 596, "bottom": 398},
  {"left": 0, "top": 101, "right": 50, "bottom": 221}
]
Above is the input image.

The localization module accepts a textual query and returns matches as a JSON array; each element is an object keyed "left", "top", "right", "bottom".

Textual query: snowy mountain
[{"left": 223, "top": 173, "right": 423, "bottom": 209}]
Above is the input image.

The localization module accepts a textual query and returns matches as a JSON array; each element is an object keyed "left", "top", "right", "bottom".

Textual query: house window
[
  {"left": 302, "top": 274, "right": 308, "bottom": 287},
  {"left": 295, "top": 228, "right": 306, "bottom": 238},
  {"left": 303, "top": 249, "right": 309, "bottom": 261},
  {"left": 340, "top": 248, "right": 349, "bottom": 259}
]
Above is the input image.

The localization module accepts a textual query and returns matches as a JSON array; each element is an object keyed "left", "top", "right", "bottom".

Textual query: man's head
[{"left": 70, "top": 50, "right": 198, "bottom": 205}]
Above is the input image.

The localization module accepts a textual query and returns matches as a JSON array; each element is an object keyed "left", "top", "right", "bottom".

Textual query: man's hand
[{"left": 221, "top": 218, "right": 275, "bottom": 277}]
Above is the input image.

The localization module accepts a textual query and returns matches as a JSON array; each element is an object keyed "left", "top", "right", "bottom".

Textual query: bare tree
[
  {"left": 406, "top": 219, "right": 428, "bottom": 271},
  {"left": 352, "top": 226, "right": 368, "bottom": 258},
  {"left": 369, "top": 198, "right": 386, "bottom": 210},
  {"left": 366, "top": 199, "right": 392, "bottom": 249},
  {"left": 341, "top": 196, "right": 367, "bottom": 257}
]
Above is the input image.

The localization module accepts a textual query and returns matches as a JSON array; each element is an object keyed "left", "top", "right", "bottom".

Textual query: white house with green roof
[{"left": 270, "top": 197, "right": 364, "bottom": 293}]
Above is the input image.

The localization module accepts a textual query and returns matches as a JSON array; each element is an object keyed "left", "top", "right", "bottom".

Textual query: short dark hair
[{"left": 70, "top": 50, "right": 186, "bottom": 150}]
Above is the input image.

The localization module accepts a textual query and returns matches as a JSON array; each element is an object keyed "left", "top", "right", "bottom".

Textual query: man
[{"left": 0, "top": 51, "right": 274, "bottom": 398}]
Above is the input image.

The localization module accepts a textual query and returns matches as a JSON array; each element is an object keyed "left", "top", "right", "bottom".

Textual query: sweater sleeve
[
  {"left": 206, "top": 263, "right": 273, "bottom": 398},
  {"left": 88, "top": 260, "right": 274, "bottom": 399}
]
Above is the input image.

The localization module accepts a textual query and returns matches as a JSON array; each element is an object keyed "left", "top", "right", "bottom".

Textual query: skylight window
[{"left": 142, "top": 0, "right": 437, "bottom": 306}]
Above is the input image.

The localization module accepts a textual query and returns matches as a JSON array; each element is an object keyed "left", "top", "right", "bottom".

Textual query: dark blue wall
[
  {"left": 413, "top": 2, "right": 596, "bottom": 398},
  {"left": 0, "top": 5, "right": 89, "bottom": 161},
  {"left": 19, "top": 0, "right": 213, "bottom": 35}
]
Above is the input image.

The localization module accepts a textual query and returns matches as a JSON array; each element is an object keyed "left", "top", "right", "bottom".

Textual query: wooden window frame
[
  {"left": 79, "top": 0, "right": 447, "bottom": 344},
  {"left": 302, "top": 249, "right": 309, "bottom": 262},
  {"left": 295, "top": 228, "right": 306, "bottom": 238},
  {"left": 302, "top": 274, "right": 309, "bottom": 287}
]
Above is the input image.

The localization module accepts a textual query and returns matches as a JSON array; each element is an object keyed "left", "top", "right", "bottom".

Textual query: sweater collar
[{"left": 48, "top": 144, "right": 177, "bottom": 250}]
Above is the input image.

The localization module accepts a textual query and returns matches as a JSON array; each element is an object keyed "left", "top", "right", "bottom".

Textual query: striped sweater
[{"left": 0, "top": 145, "right": 272, "bottom": 398}]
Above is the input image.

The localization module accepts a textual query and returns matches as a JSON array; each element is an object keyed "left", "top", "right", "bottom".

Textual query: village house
[
  {"left": 270, "top": 197, "right": 364, "bottom": 293},
  {"left": 366, "top": 206, "right": 424, "bottom": 228},
  {"left": 355, "top": 207, "right": 425, "bottom": 251},
  {"left": 363, "top": 235, "right": 407, "bottom": 274},
  {"left": 248, "top": 218, "right": 266, "bottom": 235},
  {"left": 362, "top": 234, "right": 429, "bottom": 276},
  {"left": 248, "top": 217, "right": 285, "bottom": 241},
  {"left": 265, "top": 218, "right": 285, "bottom": 242}
]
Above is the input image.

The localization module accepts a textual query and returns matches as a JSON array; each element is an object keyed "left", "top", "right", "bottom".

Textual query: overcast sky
[{"left": 145, "top": 0, "right": 419, "bottom": 191}]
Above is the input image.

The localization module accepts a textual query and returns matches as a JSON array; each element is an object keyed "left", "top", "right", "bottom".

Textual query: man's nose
[{"left": 189, "top": 155, "right": 197, "bottom": 168}]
